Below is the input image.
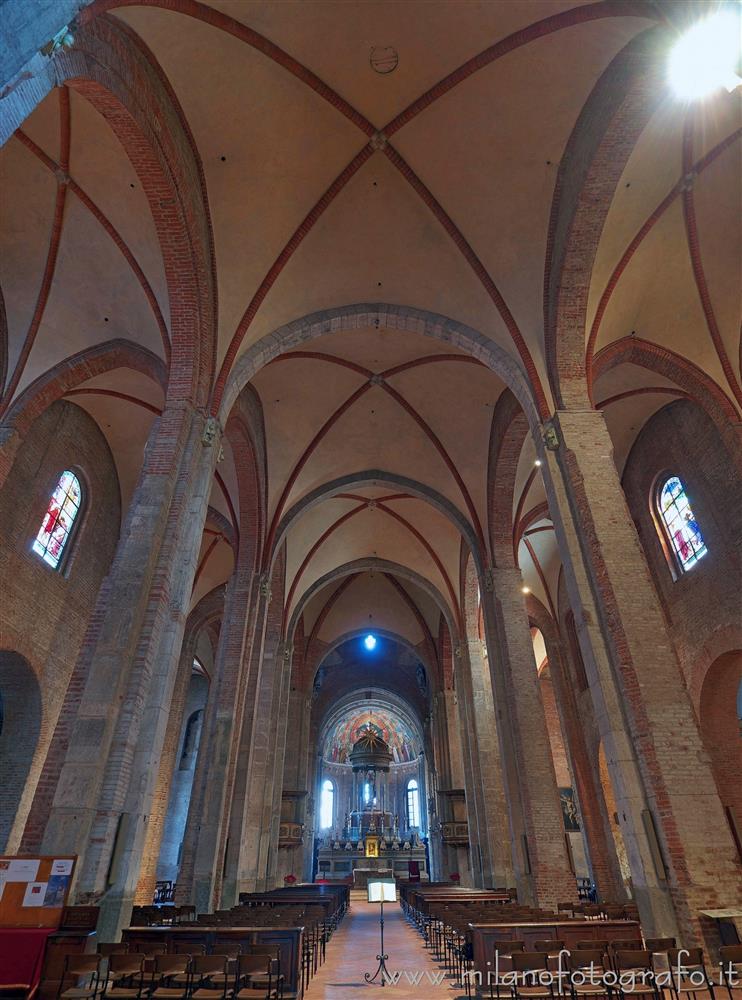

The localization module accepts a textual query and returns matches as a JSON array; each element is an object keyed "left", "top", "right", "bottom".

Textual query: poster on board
[
  {"left": 23, "top": 882, "right": 47, "bottom": 907},
  {"left": 43, "top": 875, "right": 70, "bottom": 907},
  {"left": 1, "top": 859, "right": 40, "bottom": 881}
]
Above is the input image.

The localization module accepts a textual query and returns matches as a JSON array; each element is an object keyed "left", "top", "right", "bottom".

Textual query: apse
[{"left": 310, "top": 635, "right": 433, "bottom": 884}]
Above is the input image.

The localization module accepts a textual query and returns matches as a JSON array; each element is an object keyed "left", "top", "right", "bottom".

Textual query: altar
[
  {"left": 315, "top": 842, "right": 428, "bottom": 882},
  {"left": 353, "top": 867, "right": 393, "bottom": 889},
  {"left": 315, "top": 723, "right": 430, "bottom": 882}
]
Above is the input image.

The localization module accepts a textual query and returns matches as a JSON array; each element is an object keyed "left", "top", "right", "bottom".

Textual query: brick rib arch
[
  {"left": 544, "top": 26, "right": 667, "bottom": 408},
  {"left": 273, "top": 469, "right": 485, "bottom": 633},
  {"left": 287, "top": 557, "right": 460, "bottom": 652},
  {"left": 487, "top": 390, "right": 531, "bottom": 567},
  {"left": 594, "top": 336, "right": 742, "bottom": 468},
  {"left": 0, "top": 339, "right": 166, "bottom": 490},
  {"left": 218, "top": 304, "right": 541, "bottom": 433},
  {"left": 224, "top": 384, "right": 268, "bottom": 568},
  {"left": 1, "top": 14, "right": 217, "bottom": 408}
]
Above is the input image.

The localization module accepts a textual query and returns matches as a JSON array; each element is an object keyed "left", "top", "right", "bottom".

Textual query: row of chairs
[
  {"left": 471, "top": 941, "right": 742, "bottom": 1000},
  {"left": 481, "top": 947, "right": 711, "bottom": 1000},
  {"left": 416, "top": 903, "right": 571, "bottom": 948},
  {"left": 128, "top": 904, "right": 336, "bottom": 992},
  {"left": 57, "top": 950, "right": 285, "bottom": 1000},
  {"left": 125, "top": 906, "right": 336, "bottom": 992}
]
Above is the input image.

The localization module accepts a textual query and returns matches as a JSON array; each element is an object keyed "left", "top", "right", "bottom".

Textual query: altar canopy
[{"left": 324, "top": 707, "right": 418, "bottom": 764}]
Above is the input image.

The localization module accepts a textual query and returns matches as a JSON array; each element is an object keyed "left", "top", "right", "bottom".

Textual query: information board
[{"left": 0, "top": 855, "right": 76, "bottom": 928}]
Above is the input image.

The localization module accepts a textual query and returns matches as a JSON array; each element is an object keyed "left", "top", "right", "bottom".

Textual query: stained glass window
[
  {"left": 320, "top": 779, "right": 334, "bottom": 829},
  {"left": 407, "top": 779, "right": 420, "bottom": 828},
  {"left": 32, "top": 470, "right": 83, "bottom": 569},
  {"left": 658, "top": 475, "right": 707, "bottom": 572}
]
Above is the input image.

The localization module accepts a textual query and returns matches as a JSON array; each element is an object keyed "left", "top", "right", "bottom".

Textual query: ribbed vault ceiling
[{"left": 1, "top": 0, "right": 739, "bottom": 641}]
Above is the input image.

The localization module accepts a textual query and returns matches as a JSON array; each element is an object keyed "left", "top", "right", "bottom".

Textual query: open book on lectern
[{"left": 367, "top": 879, "right": 397, "bottom": 903}]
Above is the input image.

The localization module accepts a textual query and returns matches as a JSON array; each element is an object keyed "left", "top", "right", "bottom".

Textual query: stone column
[
  {"left": 279, "top": 649, "right": 313, "bottom": 880},
  {"left": 39, "top": 405, "right": 220, "bottom": 939},
  {"left": 543, "top": 629, "right": 625, "bottom": 901},
  {"left": 177, "top": 567, "right": 262, "bottom": 912},
  {"left": 482, "top": 576, "right": 578, "bottom": 907},
  {"left": 225, "top": 555, "right": 290, "bottom": 896},
  {"left": 133, "top": 642, "right": 194, "bottom": 905},
  {"left": 432, "top": 688, "right": 467, "bottom": 880},
  {"left": 456, "top": 639, "right": 514, "bottom": 889},
  {"left": 539, "top": 408, "right": 742, "bottom": 948}
]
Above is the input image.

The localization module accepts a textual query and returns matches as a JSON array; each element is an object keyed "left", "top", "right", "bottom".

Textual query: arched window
[
  {"left": 320, "top": 779, "right": 334, "bottom": 829},
  {"left": 32, "top": 470, "right": 83, "bottom": 569},
  {"left": 656, "top": 475, "right": 707, "bottom": 573},
  {"left": 407, "top": 778, "right": 420, "bottom": 828}
]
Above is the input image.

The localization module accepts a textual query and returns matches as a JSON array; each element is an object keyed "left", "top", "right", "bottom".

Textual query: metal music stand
[{"left": 364, "top": 878, "right": 397, "bottom": 986}]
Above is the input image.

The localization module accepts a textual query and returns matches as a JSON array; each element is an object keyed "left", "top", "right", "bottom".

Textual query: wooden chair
[
  {"left": 489, "top": 941, "right": 525, "bottom": 1000},
  {"left": 567, "top": 949, "right": 615, "bottom": 1000},
  {"left": 172, "top": 943, "right": 206, "bottom": 956},
  {"left": 234, "top": 955, "right": 277, "bottom": 1000},
  {"left": 509, "top": 953, "right": 552, "bottom": 1000},
  {"left": 645, "top": 938, "right": 676, "bottom": 954},
  {"left": 189, "top": 956, "right": 232, "bottom": 1000},
  {"left": 97, "top": 946, "right": 128, "bottom": 958},
  {"left": 719, "top": 945, "right": 742, "bottom": 1000},
  {"left": 610, "top": 941, "right": 643, "bottom": 958},
  {"left": 613, "top": 950, "right": 659, "bottom": 1000},
  {"left": 534, "top": 940, "right": 566, "bottom": 961},
  {"left": 102, "top": 954, "right": 146, "bottom": 1000},
  {"left": 149, "top": 955, "right": 191, "bottom": 1000},
  {"left": 240, "top": 949, "right": 282, "bottom": 999},
  {"left": 576, "top": 942, "right": 610, "bottom": 958},
  {"left": 666, "top": 948, "right": 715, "bottom": 1000},
  {"left": 57, "top": 956, "right": 105, "bottom": 1000}
]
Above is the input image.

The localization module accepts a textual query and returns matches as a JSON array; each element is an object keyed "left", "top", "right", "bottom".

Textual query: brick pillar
[
  {"left": 456, "top": 638, "right": 514, "bottom": 889},
  {"left": 39, "top": 404, "right": 220, "bottom": 940},
  {"left": 215, "top": 578, "right": 274, "bottom": 906},
  {"left": 279, "top": 632, "right": 313, "bottom": 881},
  {"left": 544, "top": 631, "right": 626, "bottom": 901},
  {"left": 175, "top": 567, "right": 260, "bottom": 913},
  {"left": 133, "top": 639, "right": 194, "bottom": 905},
  {"left": 540, "top": 408, "right": 742, "bottom": 948},
  {"left": 483, "top": 572, "right": 578, "bottom": 907},
  {"left": 232, "top": 558, "right": 291, "bottom": 895},
  {"left": 428, "top": 689, "right": 455, "bottom": 881}
]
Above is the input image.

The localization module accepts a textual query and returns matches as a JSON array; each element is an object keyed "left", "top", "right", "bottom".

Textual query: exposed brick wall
[
  {"left": 621, "top": 398, "right": 742, "bottom": 742},
  {"left": 698, "top": 651, "right": 742, "bottom": 851},
  {"left": 539, "top": 669, "right": 571, "bottom": 788},
  {"left": 0, "top": 400, "right": 120, "bottom": 851},
  {"left": 598, "top": 743, "right": 632, "bottom": 888},
  {"left": 545, "top": 405, "right": 742, "bottom": 947},
  {"left": 552, "top": 581, "right": 626, "bottom": 901},
  {"left": 0, "top": 652, "right": 42, "bottom": 849}
]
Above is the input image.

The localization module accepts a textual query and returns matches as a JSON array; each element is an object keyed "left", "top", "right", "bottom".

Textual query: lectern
[{"left": 364, "top": 878, "right": 397, "bottom": 986}]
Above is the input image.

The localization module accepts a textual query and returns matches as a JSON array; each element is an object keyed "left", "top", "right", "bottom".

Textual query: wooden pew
[
  {"left": 122, "top": 925, "right": 305, "bottom": 999},
  {"left": 468, "top": 918, "right": 643, "bottom": 985}
]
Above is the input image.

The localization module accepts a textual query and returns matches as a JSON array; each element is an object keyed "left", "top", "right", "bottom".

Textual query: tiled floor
[{"left": 309, "top": 898, "right": 465, "bottom": 998}]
